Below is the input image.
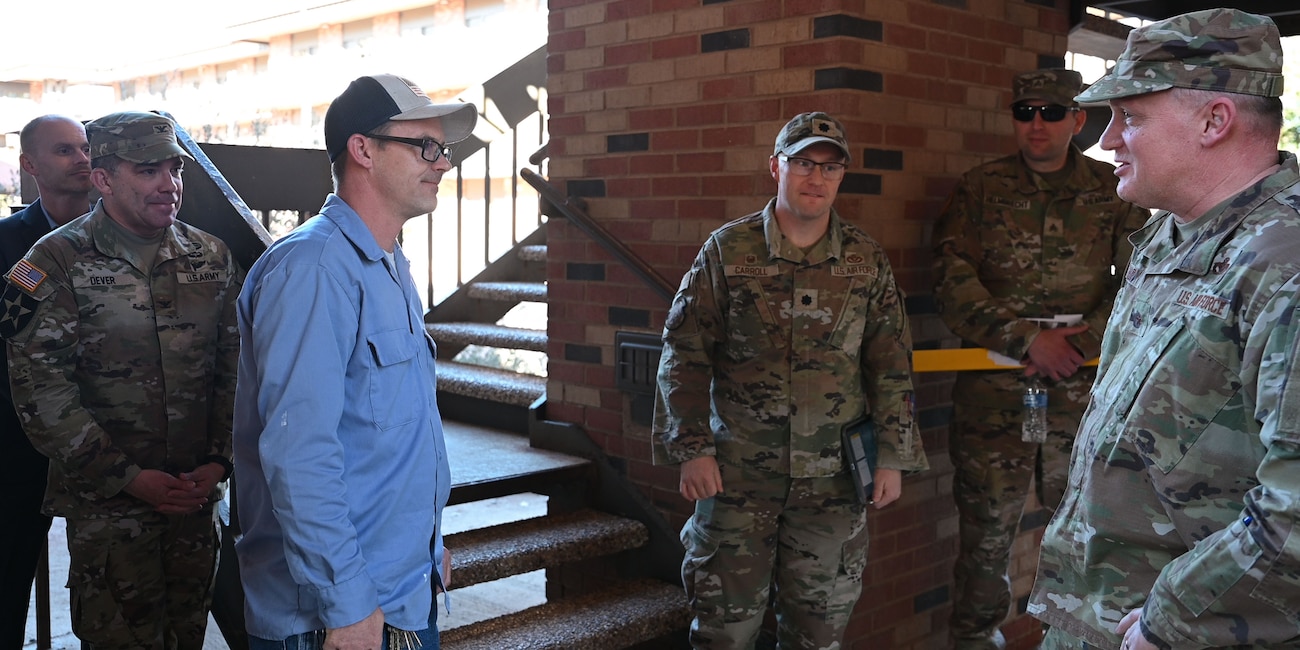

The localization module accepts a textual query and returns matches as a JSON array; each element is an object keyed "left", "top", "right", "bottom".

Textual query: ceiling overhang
[{"left": 1077, "top": 1, "right": 1300, "bottom": 36}]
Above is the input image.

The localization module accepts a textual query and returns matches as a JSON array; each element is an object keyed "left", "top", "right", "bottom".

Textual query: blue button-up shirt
[{"left": 233, "top": 194, "right": 450, "bottom": 638}]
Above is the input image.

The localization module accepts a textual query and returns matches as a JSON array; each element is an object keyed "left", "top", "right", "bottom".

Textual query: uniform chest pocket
[
  {"left": 1090, "top": 312, "right": 1185, "bottom": 450},
  {"left": 824, "top": 277, "right": 868, "bottom": 353},
  {"left": 367, "top": 329, "right": 423, "bottom": 430},
  {"left": 1122, "top": 314, "right": 1242, "bottom": 474},
  {"left": 722, "top": 277, "right": 781, "bottom": 364}
]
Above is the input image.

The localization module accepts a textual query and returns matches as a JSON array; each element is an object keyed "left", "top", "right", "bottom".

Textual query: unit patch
[{"left": 0, "top": 282, "right": 40, "bottom": 340}]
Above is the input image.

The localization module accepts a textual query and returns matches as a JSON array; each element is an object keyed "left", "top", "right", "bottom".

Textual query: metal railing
[
  {"left": 520, "top": 168, "right": 675, "bottom": 302},
  {"left": 405, "top": 45, "right": 549, "bottom": 309}
]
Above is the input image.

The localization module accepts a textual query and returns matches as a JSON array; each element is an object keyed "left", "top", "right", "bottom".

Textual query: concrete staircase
[{"left": 431, "top": 237, "right": 690, "bottom": 649}]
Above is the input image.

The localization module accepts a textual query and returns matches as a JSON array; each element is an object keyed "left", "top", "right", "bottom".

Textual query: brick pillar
[{"left": 544, "top": 1, "right": 1073, "bottom": 647}]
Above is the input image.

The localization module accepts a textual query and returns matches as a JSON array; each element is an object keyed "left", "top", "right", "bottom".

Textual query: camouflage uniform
[
  {"left": 932, "top": 69, "right": 1149, "bottom": 648},
  {"left": 654, "top": 179, "right": 928, "bottom": 647},
  {"left": 1028, "top": 9, "right": 1300, "bottom": 649},
  {"left": 0, "top": 113, "right": 240, "bottom": 650}
]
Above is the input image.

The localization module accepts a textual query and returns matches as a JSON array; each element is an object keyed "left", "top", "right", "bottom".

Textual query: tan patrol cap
[
  {"left": 1011, "top": 69, "right": 1083, "bottom": 106},
  {"left": 87, "top": 111, "right": 193, "bottom": 164}
]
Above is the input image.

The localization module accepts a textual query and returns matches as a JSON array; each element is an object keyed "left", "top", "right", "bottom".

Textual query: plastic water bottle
[{"left": 1021, "top": 376, "right": 1048, "bottom": 443}]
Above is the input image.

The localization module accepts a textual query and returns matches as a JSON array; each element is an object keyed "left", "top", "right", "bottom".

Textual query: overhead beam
[{"left": 1069, "top": 12, "right": 1132, "bottom": 60}]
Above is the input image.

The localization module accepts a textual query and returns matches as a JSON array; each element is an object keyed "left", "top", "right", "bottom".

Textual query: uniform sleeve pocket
[
  {"left": 1252, "top": 523, "right": 1300, "bottom": 621},
  {"left": 1165, "top": 519, "right": 1258, "bottom": 616}
]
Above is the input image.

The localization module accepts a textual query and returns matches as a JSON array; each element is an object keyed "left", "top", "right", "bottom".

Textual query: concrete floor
[{"left": 22, "top": 494, "right": 547, "bottom": 650}]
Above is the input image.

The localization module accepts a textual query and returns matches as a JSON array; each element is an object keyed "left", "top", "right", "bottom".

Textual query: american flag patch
[{"left": 10, "top": 259, "right": 47, "bottom": 293}]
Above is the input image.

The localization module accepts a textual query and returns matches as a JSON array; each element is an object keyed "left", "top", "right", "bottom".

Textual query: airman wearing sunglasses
[{"left": 931, "top": 69, "right": 1149, "bottom": 650}]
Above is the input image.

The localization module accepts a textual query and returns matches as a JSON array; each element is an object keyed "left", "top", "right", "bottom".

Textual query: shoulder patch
[
  {"left": 665, "top": 293, "right": 687, "bottom": 331},
  {"left": 0, "top": 282, "right": 41, "bottom": 340},
  {"left": 665, "top": 269, "right": 698, "bottom": 331},
  {"left": 8, "top": 259, "right": 47, "bottom": 293}
]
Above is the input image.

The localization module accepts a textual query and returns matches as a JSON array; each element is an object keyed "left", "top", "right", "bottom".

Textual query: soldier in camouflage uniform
[
  {"left": 653, "top": 112, "right": 928, "bottom": 649},
  {"left": 0, "top": 111, "right": 239, "bottom": 650},
  {"left": 932, "top": 69, "right": 1149, "bottom": 649},
  {"left": 1027, "top": 9, "right": 1300, "bottom": 650}
]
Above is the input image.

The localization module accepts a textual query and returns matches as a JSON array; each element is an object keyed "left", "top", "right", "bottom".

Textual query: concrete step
[
  {"left": 444, "top": 420, "right": 591, "bottom": 506},
  {"left": 517, "top": 244, "right": 548, "bottom": 263},
  {"left": 468, "top": 281, "right": 547, "bottom": 304},
  {"left": 437, "top": 360, "right": 546, "bottom": 408},
  {"left": 448, "top": 509, "right": 648, "bottom": 590},
  {"left": 440, "top": 578, "right": 690, "bottom": 650},
  {"left": 427, "top": 322, "right": 547, "bottom": 352}
]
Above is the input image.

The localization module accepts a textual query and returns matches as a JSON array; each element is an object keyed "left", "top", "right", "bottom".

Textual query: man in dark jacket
[{"left": 0, "top": 114, "right": 91, "bottom": 646}]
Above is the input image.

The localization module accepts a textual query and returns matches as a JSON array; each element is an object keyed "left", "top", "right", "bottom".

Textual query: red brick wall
[{"left": 544, "top": 1, "right": 1072, "bottom": 647}]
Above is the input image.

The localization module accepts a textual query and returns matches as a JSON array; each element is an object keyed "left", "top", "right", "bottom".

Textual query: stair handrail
[{"left": 519, "top": 168, "right": 675, "bottom": 303}]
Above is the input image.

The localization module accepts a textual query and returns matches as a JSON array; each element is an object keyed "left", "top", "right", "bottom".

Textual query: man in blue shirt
[{"left": 233, "top": 74, "right": 475, "bottom": 649}]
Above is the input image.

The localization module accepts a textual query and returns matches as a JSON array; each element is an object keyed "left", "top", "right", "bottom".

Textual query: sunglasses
[{"left": 1012, "top": 104, "right": 1077, "bottom": 123}]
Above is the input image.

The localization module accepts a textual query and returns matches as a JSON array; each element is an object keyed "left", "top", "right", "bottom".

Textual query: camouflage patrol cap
[
  {"left": 1011, "top": 69, "right": 1083, "bottom": 107},
  {"left": 1076, "top": 8, "right": 1283, "bottom": 103},
  {"left": 774, "top": 112, "right": 851, "bottom": 163},
  {"left": 87, "top": 111, "right": 193, "bottom": 164}
]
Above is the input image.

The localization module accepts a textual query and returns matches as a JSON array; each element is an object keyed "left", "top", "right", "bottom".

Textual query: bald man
[{"left": 0, "top": 114, "right": 91, "bottom": 645}]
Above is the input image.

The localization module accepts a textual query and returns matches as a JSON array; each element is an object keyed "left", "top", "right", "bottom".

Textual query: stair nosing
[
  {"left": 440, "top": 578, "right": 689, "bottom": 649},
  {"left": 436, "top": 360, "right": 545, "bottom": 406},
  {"left": 467, "top": 281, "right": 547, "bottom": 303},
  {"left": 426, "top": 322, "right": 547, "bottom": 352},
  {"left": 446, "top": 509, "right": 648, "bottom": 589}
]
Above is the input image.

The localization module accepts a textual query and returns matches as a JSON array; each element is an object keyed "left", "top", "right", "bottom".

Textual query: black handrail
[{"left": 519, "top": 168, "right": 675, "bottom": 303}]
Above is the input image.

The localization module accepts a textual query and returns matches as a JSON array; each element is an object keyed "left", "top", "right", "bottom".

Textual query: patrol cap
[
  {"left": 324, "top": 73, "right": 478, "bottom": 162},
  {"left": 1076, "top": 8, "right": 1284, "bottom": 103},
  {"left": 773, "top": 112, "right": 851, "bottom": 163},
  {"left": 87, "top": 111, "right": 193, "bottom": 164},
  {"left": 1011, "top": 69, "right": 1083, "bottom": 107}
]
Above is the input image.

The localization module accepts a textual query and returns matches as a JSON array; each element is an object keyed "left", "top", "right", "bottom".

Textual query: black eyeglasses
[
  {"left": 365, "top": 133, "right": 453, "bottom": 163},
  {"left": 778, "top": 154, "right": 847, "bottom": 180},
  {"left": 1011, "top": 104, "right": 1077, "bottom": 123}
]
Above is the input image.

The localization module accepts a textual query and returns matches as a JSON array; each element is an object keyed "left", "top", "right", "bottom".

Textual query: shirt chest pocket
[
  {"left": 367, "top": 329, "right": 425, "bottom": 430},
  {"left": 823, "top": 277, "right": 868, "bottom": 354},
  {"left": 1105, "top": 313, "right": 1242, "bottom": 474},
  {"left": 722, "top": 277, "right": 782, "bottom": 364}
]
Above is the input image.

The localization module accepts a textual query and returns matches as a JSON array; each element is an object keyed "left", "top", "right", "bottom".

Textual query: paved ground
[{"left": 22, "top": 494, "right": 547, "bottom": 649}]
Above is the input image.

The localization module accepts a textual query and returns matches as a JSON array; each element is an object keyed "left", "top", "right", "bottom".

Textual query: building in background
[{"left": 2, "top": 0, "right": 549, "bottom": 310}]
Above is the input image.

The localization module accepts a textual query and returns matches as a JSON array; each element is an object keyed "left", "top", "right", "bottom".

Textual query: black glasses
[
  {"left": 365, "top": 133, "right": 453, "bottom": 163},
  {"left": 778, "top": 154, "right": 846, "bottom": 180},
  {"left": 1011, "top": 104, "right": 1077, "bottom": 123}
]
